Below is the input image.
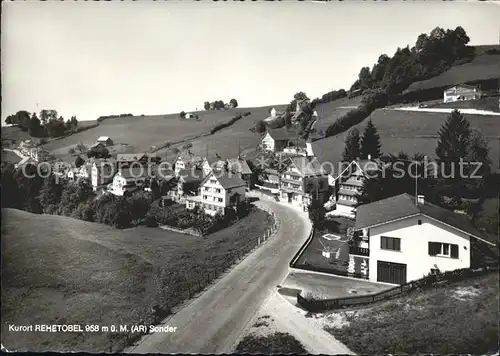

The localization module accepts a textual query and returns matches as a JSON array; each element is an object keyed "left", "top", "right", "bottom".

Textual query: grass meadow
[
  {"left": 325, "top": 271, "right": 499, "bottom": 354},
  {"left": 1, "top": 207, "right": 273, "bottom": 352}
]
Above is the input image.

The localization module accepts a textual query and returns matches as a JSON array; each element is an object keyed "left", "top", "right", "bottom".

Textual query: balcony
[{"left": 349, "top": 246, "right": 370, "bottom": 257}]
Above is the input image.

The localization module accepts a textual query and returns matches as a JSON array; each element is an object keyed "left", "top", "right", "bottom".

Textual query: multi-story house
[
  {"left": 91, "top": 159, "right": 117, "bottom": 191},
  {"left": 171, "top": 168, "right": 205, "bottom": 202},
  {"left": 333, "top": 157, "right": 386, "bottom": 218},
  {"left": 110, "top": 167, "right": 147, "bottom": 196},
  {"left": 443, "top": 84, "right": 481, "bottom": 103},
  {"left": 186, "top": 170, "right": 246, "bottom": 216},
  {"left": 174, "top": 152, "right": 203, "bottom": 177},
  {"left": 347, "top": 193, "right": 496, "bottom": 285},
  {"left": 278, "top": 156, "right": 330, "bottom": 208}
]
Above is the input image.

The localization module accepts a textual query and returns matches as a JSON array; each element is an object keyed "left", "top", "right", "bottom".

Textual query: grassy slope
[
  {"left": 40, "top": 111, "right": 239, "bottom": 159},
  {"left": 1, "top": 207, "right": 273, "bottom": 352},
  {"left": 325, "top": 272, "right": 499, "bottom": 354},
  {"left": 312, "top": 108, "right": 500, "bottom": 171},
  {"left": 171, "top": 98, "right": 364, "bottom": 160},
  {"left": 406, "top": 45, "right": 500, "bottom": 92},
  {"left": 1, "top": 150, "right": 21, "bottom": 164}
]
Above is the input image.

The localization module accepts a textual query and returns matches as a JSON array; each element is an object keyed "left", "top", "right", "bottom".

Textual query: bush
[
  {"left": 210, "top": 114, "right": 243, "bottom": 134},
  {"left": 254, "top": 120, "right": 266, "bottom": 134}
]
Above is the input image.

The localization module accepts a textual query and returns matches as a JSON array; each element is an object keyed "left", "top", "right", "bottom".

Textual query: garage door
[{"left": 377, "top": 261, "right": 407, "bottom": 285}]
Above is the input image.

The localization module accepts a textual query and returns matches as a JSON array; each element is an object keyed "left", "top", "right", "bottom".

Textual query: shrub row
[{"left": 210, "top": 113, "right": 244, "bottom": 134}]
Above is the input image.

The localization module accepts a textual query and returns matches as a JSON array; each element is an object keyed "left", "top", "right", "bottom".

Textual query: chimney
[{"left": 417, "top": 195, "right": 425, "bottom": 205}]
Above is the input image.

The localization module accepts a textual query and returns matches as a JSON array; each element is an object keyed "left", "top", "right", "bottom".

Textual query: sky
[{"left": 2, "top": 1, "right": 500, "bottom": 125}]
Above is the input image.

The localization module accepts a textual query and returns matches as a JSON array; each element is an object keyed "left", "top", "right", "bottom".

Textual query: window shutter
[{"left": 451, "top": 244, "right": 459, "bottom": 259}]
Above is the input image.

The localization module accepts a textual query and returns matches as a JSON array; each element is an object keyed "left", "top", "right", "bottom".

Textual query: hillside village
[{"left": 1, "top": 23, "right": 499, "bottom": 355}]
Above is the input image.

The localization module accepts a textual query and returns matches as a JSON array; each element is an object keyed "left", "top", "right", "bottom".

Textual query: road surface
[{"left": 126, "top": 195, "right": 312, "bottom": 354}]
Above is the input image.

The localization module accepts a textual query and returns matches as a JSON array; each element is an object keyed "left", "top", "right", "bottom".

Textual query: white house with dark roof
[
  {"left": 91, "top": 159, "right": 117, "bottom": 191},
  {"left": 443, "top": 84, "right": 481, "bottom": 103},
  {"left": 186, "top": 170, "right": 247, "bottom": 215},
  {"left": 349, "top": 193, "right": 496, "bottom": 285},
  {"left": 260, "top": 127, "right": 300, "bottom": 153},
  {"left": 278, "top": 156, "right": 330, "bottom": 208},
  {"left": 110, "top": 166, "right": 148, "bottom": 196},
  {"left": 97, "top": 136, "right": 114, "bottom": 146}
]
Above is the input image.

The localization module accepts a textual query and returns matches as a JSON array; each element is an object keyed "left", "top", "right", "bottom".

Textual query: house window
[
  {"left": 218, "top": 198, "right": 223, "bottom": 203},
  {"left": 210, "top": 179, "right": 217, "bottom": 184},
  {"left": 428, "top": 242, "right": 459, "bottom": 258},
  {"left": 216, "top": 188, "right": 221, "bottom": 194},
  {"left": 204, "top": 187, "right": 209, "bottom": 191},
  {"left": 418, "top": 219, "right": 422, "bottom": 225},
  {"left": 380, "top": 236, "right": 401, "bottom": 251},
  {"left": 203, "top": 195, "right": 208, "bottom": 200}
]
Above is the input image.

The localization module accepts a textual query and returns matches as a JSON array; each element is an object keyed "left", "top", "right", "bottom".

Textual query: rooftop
[
  {"left": 355, "top": 193, "right": 494, "bottom": 245},
  {"left": 265, "top": 127, "right": 300, "bottom": 141}
]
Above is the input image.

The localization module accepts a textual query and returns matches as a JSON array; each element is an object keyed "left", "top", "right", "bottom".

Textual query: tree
[
  {"left": 75, "top": 142, "right": 87, "bottom": 154},
  {"left": 37, "top": 175, "right": 64, "bottom": 214},
  {"left": 435, "top": 110, "right": 471, "bottom": 175},
  {"left": 29, "top": 113, "right": 43, "bottom": 137},
  {"left": 293, "top": 92, "right": 309, "bottom": 101},
  {"left": 204, "top": 101, "right": 210, "bottom": 110},
  {"left": 255, "top": 120, "right": 266, "bottom": 134},
  {"left": 75, "top": 155, "right": 85, "bottom": 168},
  {"left": 180, "top": 111, "right": 186, "bottom": 119},
  {"left": 342, "top": 128, "right": 361, "bottom": 162},
  {"left": 360, "top": 119, "right": 382, "bottom": 159},
  {"left": 68, "top": 148, "right": 76, "bottom": 155},
  {"left": 229, "top": 98, "right": 238, "bottom": 108},
  {"left": 307, "top": 198, "right": 326, "bottom": 229}
]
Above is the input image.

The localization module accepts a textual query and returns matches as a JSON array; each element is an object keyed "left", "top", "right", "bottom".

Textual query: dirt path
[{"left": 243, "top": 292, "right": 355, "bottom": 355}]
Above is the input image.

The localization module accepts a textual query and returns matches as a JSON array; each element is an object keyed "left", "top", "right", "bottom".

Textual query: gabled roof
[
  {"left": 444, "top": 84, "right": 478, "bottom": 92},
  {"left": 89, "top": 142, "right": 105, "bottom": 149},
  {"left": 97, "top": 136, "right": 112, "bottom": 142},
  {"left": 202, "top": 170, "right": 246, "bottom": 190},
  {"left": 282, "top": 156, "right": 327, "bottom": 177},
  {"left": 227, "top": 158, "right": 252, "bottom": 175},
  {"left": 178, "top": 168, "right": 205, "bottom": 183},
  {"left": 117, "top": 167, "right": 147, "bottom": 180},
  {"left": 265, "top": 127, "right": 299, "bottom": 141},
  {"left": 355, "top": 193, "right": 495, "bottom": 246}
]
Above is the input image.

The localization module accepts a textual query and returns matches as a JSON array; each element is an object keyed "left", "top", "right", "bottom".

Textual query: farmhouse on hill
[
  {"left": 186, "top": 170, "right": 247, "bottom": 216},
  {"left": 349, "top": 193, "right": 497, "bottom": 285},
  {"left": 96, "top": 136, "right": 114, "bottom": 146},
  {"left": 443, "top": 84, "right": 482, "bottom": 103},
  {"left": 260, "top": 127, "right": 300, "bottom": 153}
]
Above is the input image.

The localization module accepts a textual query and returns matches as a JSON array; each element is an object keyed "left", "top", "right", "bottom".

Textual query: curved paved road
[{"left": 126, "top": 196, "right": 311, "bottom": 354}]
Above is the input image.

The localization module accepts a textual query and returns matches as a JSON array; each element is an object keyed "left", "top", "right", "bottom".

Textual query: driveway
[
  {"left": 282, "top": 270, "right": 392, "bottom": 300},
  {"left": 126, "top": 195, "right": 312, "bottom": 354}
]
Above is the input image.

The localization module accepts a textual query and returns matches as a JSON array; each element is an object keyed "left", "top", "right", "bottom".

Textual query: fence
[{"left": 297, "top": 264, "right": 498, "bottom": 313}]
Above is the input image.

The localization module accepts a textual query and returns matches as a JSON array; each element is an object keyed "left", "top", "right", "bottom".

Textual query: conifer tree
[
  {"left": 360, "top": 119, "right": 382, "bottom": 159},
  {"left": 342, "top": 128, "right": 360, "bottom": 162}
]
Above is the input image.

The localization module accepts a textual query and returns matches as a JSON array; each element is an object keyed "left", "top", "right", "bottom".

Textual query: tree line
[
  {"left": 5, "top": 109, "right": 79, "bottom": 138},
  {"left": 1, "top": 164, "right": 154, "bottom": 229},
  {"left": 203, "top": 98, "right": 238, "bottom": 110},
  {"left": 340, "top": 110, "right": 496, "bottom": 230}
]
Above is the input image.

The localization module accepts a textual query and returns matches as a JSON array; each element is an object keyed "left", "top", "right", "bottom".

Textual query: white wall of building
[
  {"left": 261, "top": 133, "right": 275, "bottom": 152},
  {"left": 367, "top": 214, "right": 472, "bottom": 283}
]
